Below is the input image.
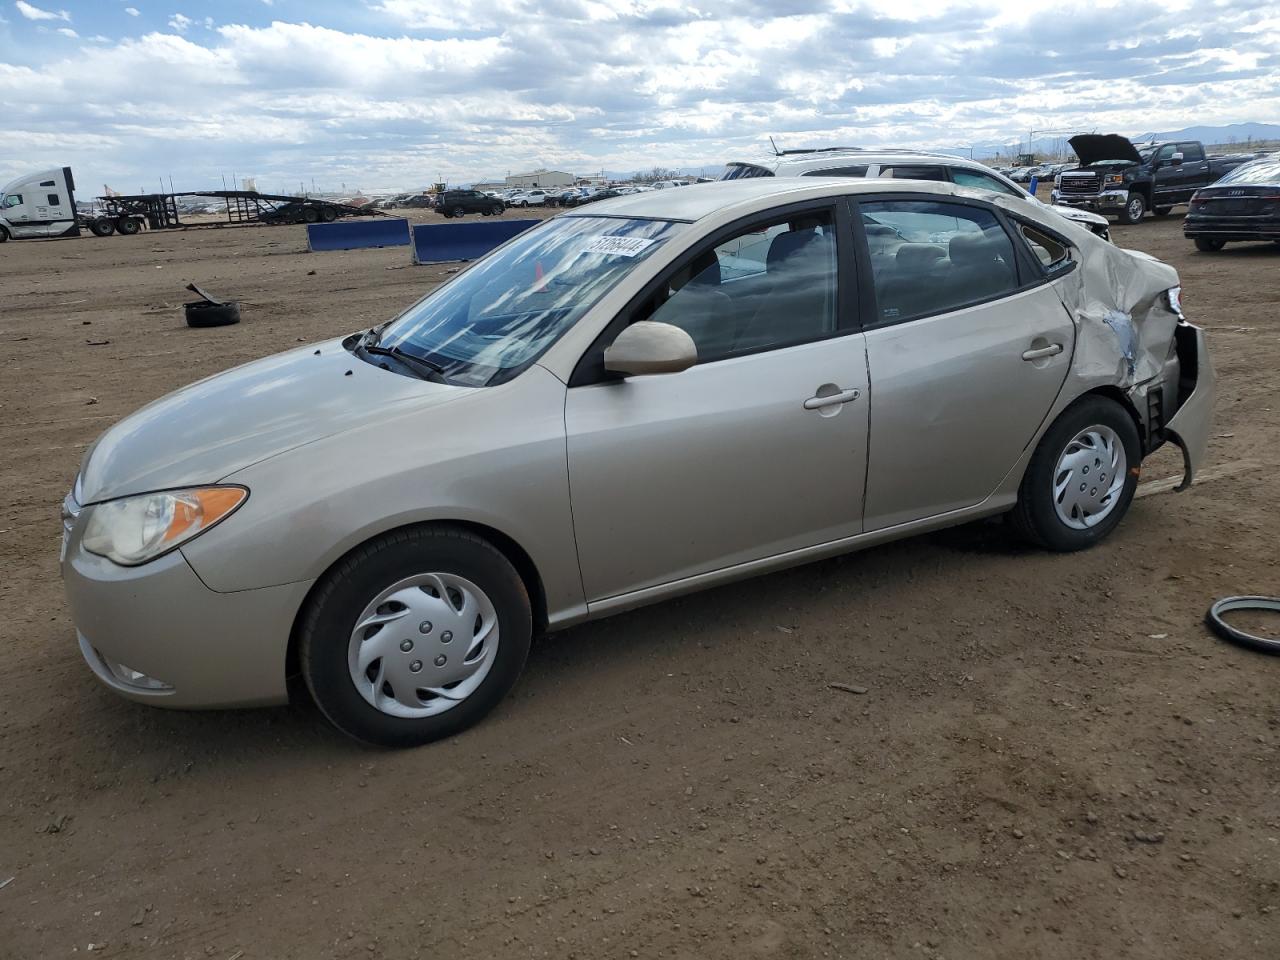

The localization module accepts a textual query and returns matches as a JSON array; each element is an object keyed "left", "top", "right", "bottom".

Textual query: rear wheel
[
  {"left": 1010, "top": 396, "right": 1141, "bottom": 552},
  {"left": 0, "top": 225, "right": 8, "bottom": 242},
  {"left": 115, "top": 217, "right": 141, "bottom": 235},
  {"left": 300, "top": 527, "right": 532, "bottom": 747},
  {"left": 321, "top": 207, "right": 337, "bottom": 223},
  {"left": 1194, "top": 238, "right": 1225, "bottom": 252},
  {"left": 89, "top": 217, "right": 116, "bottom": 237},
  {"left": 1153, "top": 206, "right": 1173, "bottom": 217},
  {"left": 1118, "top": 192, "right": 1146, "bottom": 225},
  {"left": 303, "top": 207, "right": 321, "bottom": 224}
]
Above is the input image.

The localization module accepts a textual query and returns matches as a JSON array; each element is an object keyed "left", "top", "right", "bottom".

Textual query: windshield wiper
[{"left": 357, "top": 341, "right": 452, "bottom": 384}]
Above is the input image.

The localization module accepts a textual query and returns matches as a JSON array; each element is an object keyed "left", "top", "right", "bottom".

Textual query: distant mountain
[{"left": 1130, "top": 122, "right": 1280, "bottom": 146}]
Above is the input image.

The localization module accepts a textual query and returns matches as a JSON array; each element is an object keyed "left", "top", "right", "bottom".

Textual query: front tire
[
  {"left": 0, "top": 225, "right": 8, "bottom": 242},
  {"left": 1194, "top": 238, "right": 1225, "bottom": 252},
  {"left": 1010, "top": 397, "right": 1141, "bottom": 552},
  {"left": 300, "top": 527, "right": 532, "bottom": 747},
  {"left": 1118, "top": 192, "right": 1146, "bottom": 225}
]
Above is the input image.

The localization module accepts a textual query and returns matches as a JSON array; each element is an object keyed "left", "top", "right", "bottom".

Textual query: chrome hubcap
[
  {"left": 1128, "top": 198, "right": 1143, "bottom": 220},
  {"left": 347, "top": 573, "right": 499, "bottom": 718},
  {"left": 1052, "top": 425, "right": 1127, "bottom": 530}
]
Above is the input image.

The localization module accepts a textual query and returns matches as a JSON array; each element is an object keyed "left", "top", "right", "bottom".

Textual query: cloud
[
  {"left": 1, "top": 2, "right": 1278, "bottom": 191},
  {"left": 125, "top": 6, "right": 139, "bottom": 15},
  {"left": 14, "top": 1, "right": 69, "bottom": 21},
  {"left": 55, "top": 25, "right": 74, "bottom": 36}
]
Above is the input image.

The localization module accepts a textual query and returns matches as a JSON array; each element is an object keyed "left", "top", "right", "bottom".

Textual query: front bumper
[
  {"left": 61, "top": 526, "right": 312, "bottom": 709},
  {"left": 1050, "top": 188, "right": 1129, "bottom": 213},
  {"left": 1162, "top": 323, "right": 1216, "bottom": 490}
]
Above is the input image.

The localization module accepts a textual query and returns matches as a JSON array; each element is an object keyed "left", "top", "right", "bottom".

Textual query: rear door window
[
  {"left": 1180, "top": 142, "right": 1204, "bottom": 162},
  {"left": 860, "top": 199, "right": 1019, "bottom": 325},
  {"left": 802, "top": 165, "right": 868, "bottom": 178},
  {"left": 1015, "top": 222, "right": 1074, "bottom": 277},
  {"left": 878, "top": 165, "right": 949, "bottom": 182}
]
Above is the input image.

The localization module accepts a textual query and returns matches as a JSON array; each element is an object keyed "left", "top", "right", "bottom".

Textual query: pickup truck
[{"left": 1051, "top": 134, "right": 1255, "bottom": 224}]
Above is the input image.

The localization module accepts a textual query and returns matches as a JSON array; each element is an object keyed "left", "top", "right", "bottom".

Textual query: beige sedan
[{"left": 61, "top": 178, "right": 1214, "bottom": 746}]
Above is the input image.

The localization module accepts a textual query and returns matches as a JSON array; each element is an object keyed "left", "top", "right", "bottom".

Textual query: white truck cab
[{"left": 0, "top": 166, "right": 79, "bottom": 241}]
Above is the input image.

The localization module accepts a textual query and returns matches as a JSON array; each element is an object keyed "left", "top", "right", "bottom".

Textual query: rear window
[
  {"left": 720, "top": 163, "right": 774, "bottom": 180},
  {"left": 1218, "top": 159, "right": 1280, "bottom": 185},
  {"left": 879, "top": 165, "right": 949, "bottom": 182}
]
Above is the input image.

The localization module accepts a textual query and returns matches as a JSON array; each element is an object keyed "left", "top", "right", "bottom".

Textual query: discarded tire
[
  {"left": 1206, "top": 596, "right": 1280, "bottom": 655},
  {"left": 184, "top": 299, "right": 241, "bottom": 328}
]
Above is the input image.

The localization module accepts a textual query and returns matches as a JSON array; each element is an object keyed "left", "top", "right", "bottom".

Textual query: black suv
[{"left": 437, "top": 190, "right": 505, "bottom": 218}]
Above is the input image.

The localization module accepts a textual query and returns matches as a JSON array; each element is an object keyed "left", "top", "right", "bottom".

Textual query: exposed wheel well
[
  {"left": 1080, "top": 385, "right": 1146, "bottom": 450},
  {"left": 284, "top": 520, "right": 549, "bottom": 686}
]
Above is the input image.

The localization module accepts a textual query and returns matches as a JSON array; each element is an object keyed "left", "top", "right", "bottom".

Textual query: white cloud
[
  {"left": 2, "top": 3, "right": 1278, "bottom": 191},
  {"left": 125, "top": 6, "right": 139, "bottom": 15},
  {"left": 55, "top": 25, "right": 75, "bottom": 36},
  {"left": 15, "top": 1, "right": 70, "bottom": 21}
]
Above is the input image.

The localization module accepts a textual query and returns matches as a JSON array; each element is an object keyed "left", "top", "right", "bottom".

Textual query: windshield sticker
[{"left": 582, "top": 235, "right": 658, "bottom": 257}]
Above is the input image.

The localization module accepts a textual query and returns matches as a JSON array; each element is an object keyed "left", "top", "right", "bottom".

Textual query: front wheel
[
  {"left": 0, "top": 225, "right": 8, "bottom": 242},
  {"left": 1195, "top": 238, "right": 1225, "bottom": 252},
  {"left": 1009, "top": 397, "right": 1141, "bottom": 552},
  {"left": 300, "top": 527, "right": 532, "bottom": 747},
  {"left": 1118, "top": 192, "right": 1146, "bottom": 225}
]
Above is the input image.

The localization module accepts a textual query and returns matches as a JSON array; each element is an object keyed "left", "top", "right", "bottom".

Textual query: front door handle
[
  {"left": 1022, "top": 343, "right": 1063, "bottom": 361},
  {"left": 803, "top": 387, "right": 861, "bottom": 410}
]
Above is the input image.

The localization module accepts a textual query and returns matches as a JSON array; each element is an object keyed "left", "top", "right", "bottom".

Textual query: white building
[{"left": 505, "top": 169, "right": 575, "bottom": 190}]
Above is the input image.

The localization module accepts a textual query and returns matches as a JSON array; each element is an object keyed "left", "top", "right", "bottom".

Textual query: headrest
[
  {"left": 949, "top": 232, "right": 999, "bottom": 267},
  {"left": 766, "top": 229, "right": 819, "bottom": 270},
  {"left": 688, "top": 250, "right": 721, "bottom": 286},
  {"left": 895, "top": 243, "right": 945, "bottom": 270},
  {"left": 864, "top": 224, "right": 896, "bottom": 238}
]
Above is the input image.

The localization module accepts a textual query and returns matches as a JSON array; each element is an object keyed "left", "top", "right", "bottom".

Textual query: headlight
[
  {"left": 1105, "top": 174, "right": 1124, "bottom": 186},
  {"left": 1166, "top": 286, "right": 1184, "bottom": 318},
  {"left": 82, "top": 486, "right": 247, "bottom": 566}
]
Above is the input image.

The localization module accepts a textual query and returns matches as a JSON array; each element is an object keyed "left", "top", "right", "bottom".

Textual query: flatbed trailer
[{"left": 0, "top": 166, "right": 381, "bottom": 242}]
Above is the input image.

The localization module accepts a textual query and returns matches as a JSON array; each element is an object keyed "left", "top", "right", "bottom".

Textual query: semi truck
[{"left": 0, "top": 166, "right": 376, "bottom": 242}]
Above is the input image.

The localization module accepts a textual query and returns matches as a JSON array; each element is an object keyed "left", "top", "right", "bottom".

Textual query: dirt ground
[{"left": 1, "top": 202, "right": 1277, "bottom": 960}]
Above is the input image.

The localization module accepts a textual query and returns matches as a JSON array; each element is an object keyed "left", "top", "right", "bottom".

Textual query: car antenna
[{"left": 769, "top": 135, "right": 780, "bottom": 156}]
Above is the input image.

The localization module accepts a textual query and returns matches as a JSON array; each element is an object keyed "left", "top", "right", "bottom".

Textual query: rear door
[{"left": 853, "top": 195, "right": 1076, "bottom": 531}]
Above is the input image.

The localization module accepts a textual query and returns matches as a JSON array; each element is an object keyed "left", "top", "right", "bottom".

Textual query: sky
[{"left": 1, "top": 0, "right": 1278, "bottom": 194}]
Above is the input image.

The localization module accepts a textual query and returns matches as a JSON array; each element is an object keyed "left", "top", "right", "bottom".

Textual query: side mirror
[
  {"left": 603, "top": 321, "right": 698, "bottom": 377},
  {"left": 1169, "top": 153, "right": 1184, "bottom": 166}
]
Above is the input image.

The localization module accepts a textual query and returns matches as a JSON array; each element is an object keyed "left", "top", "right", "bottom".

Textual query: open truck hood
[{"left": 1069, "top": 135, "right": 1144, "bottom": 166}]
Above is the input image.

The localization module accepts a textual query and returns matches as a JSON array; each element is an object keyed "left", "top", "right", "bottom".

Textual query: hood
[
  {"left": 79, "top": 337, "right": 467, "bottom": 503},
  {"left": 1068, "top": 135, "right": 1144, "bottom": 166}
]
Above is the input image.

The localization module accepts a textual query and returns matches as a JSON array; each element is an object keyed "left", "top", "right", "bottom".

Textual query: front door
[
  {"left": 854, "top": 197, "right": 1076, "bottom": 531},
  {"left": 565, "top": 205, "right": 869, "bottom": 603}
]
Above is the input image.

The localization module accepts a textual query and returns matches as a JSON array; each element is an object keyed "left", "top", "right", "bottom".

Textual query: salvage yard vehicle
[
  {"left": 61, "top": 178, "right": 1213, "bottom": 747},
  {"left": 437, "top": 189, "right": 505, "bottom": 218},
  {"left": 510, "top": 190, "right": 550, "bottom": 207},
  {"left": 1183, "top": 154, "right": 1280, "bottom": 252},
  {"left": 721, "top": 148, "right": 1113, "bottom": 239},
  {"left": 1053, "top": 135, "right": 1255, "bottom": 225}
]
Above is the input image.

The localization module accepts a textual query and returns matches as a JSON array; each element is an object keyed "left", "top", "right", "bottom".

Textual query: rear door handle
[
  {"left": 1022, "top": 343, "right": 1063, "bottom": 361},
  {"left": 803, "top": 387, "right": 861, "bottom": 410}
]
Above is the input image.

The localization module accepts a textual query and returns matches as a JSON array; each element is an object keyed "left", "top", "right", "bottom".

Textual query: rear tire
[
  {"left": 1194, "top": 238, "right": 1225, "bottom": 252},
  {"left": 0, "top": 225, "right": 8, "bottom": 242},
  {"left": 321, "top": 207, "right": 337, "bottom": 223},
  {"left": 1009, "top": 396, "right": 1141, "bottom": 552},
  {"left": 300, "top": 526, "right": 532, "bottom": 747},
  {"left": 1118, "top": 192, "right": 1146, "bottom": 225},
  {"left": 303, "top": 207, "right": 321, "bottom": 224},
  {"left": 116, "top": 217, "right": 141, "bottom": 235},
  {"left": 89, "top": 217, "right": 116, "bottom": 237}
]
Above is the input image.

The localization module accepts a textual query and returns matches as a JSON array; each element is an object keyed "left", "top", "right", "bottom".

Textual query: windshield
[
  {"left": 720, "top": 163, "right": 774, "bottom": 180},
  {"left": 374, "top": 216, "right": 680, "bottom": 387},
  {"left": 1218, "top": 158, "right": 1280, "bottom": 185}
]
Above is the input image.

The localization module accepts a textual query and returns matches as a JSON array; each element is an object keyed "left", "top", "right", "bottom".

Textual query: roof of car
[
  {"left": 726, "top": 149, "right": 986, "bottom": 176},
  {"left": 565, "top": 176, "right": 968, "bottom": 223}
]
